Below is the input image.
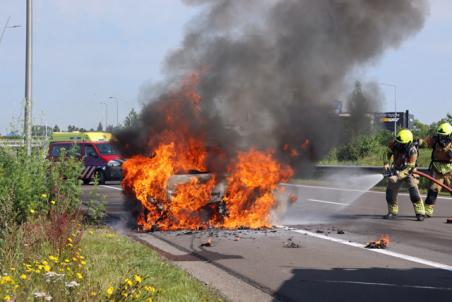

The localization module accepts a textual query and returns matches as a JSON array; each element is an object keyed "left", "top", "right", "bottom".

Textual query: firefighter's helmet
[
  {"left": 436, "top": 122, "right": 452, "bottom": 136},
  {"left": 395, "top": 129, "right": 413, "bottom": 144}
]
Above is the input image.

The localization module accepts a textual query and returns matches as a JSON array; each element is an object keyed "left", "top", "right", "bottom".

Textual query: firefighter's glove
[{"left": 397, "top": 170, "right": 411, "bottom": 180}]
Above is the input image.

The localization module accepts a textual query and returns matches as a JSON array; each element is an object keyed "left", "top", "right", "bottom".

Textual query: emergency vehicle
[{"left": 48, "top": 132, "right": 123, "bottom": 184}]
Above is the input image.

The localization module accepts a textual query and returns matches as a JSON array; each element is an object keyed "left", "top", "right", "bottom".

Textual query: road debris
[
  {"left": 200, "top": 239, "right": 213, "bottom": 247},
  {"left": 337, "top": 230, "right": 345, "bottom": 235},
  {"left": 283, "top": 238, "right": 300, "bottom": 248},
  {"left": 365, "top": 234, "right": 390, "bottom": 249}
]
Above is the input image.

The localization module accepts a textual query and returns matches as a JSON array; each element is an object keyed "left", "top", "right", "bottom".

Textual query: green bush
[
  {"left": 336, "top": 134, "right": 384, "bottom": 162},
  {"left": 0, "top": 147, "right": 83, "bottom": 260}
]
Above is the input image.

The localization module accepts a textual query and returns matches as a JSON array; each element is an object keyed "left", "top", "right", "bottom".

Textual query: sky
[{"left": 0, "top": 0, "right": 451, "bottom": 135}]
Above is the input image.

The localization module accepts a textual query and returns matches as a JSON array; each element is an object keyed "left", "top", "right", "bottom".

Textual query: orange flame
[
  {"left": 222, "top": 149, "right": 293, "bottom": 229},
  {"left": 122, "top": 73, "right": 294, "bottom": 231}
]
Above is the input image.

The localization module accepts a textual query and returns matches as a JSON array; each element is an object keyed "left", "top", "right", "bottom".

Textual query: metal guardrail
[{"left": 0, "top": 139, "right": 48, "bottom": 148}]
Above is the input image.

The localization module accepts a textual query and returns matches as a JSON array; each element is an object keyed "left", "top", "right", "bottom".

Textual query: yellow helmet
[
  {"left": 395, "top": 129, "right": 413, "bottom": 144},
  {"left": 437, "top": 122, "right": 452, "bottom": 136}
]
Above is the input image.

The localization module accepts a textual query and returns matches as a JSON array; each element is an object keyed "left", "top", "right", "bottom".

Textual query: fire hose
[
  {"left": 383, "top": 169, "right": 452, "bottom": 193},
  {"left": 412, "top": 170, "right": 452, "bottom": 194}
]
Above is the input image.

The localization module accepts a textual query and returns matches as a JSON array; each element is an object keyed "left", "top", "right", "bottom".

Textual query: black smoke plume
[{"left": 115, "top": 0, "right": 428, "bottom": 172}]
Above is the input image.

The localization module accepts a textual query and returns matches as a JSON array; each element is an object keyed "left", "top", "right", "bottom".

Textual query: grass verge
[{"left": 82, "top": 227, "right": 224, "bottom": 302}]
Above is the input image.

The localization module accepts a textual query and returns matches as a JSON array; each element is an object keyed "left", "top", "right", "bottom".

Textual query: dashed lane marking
[
  {"left": 307, "top": 198, "right": 346, "bottom": 206},
  {"left": 101, "top": 185, "right": 123, "bottom": 191},
  {"left": 276, "top": 225, "right": 452, "bottom": 272}
]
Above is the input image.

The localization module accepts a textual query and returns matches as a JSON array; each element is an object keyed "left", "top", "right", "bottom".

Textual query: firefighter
[
  {"left": 423, "top": 122, "right": 452, "bottom": 217},
  {"left": 383, "top": 129, "right": 425, "bottom": 221}
]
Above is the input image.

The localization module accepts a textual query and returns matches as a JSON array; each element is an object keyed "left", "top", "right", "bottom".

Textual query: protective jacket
[
  {"left": 384, "top": 142, "right": 418, "bottom": 179},
  {"left": 425, "top": 136, "right": 452, "bottom": 175}
]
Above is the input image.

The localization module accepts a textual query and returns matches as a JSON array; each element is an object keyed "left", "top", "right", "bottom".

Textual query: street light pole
[
  {"left": 0, "top": 17, "right": 22, "bottom": 47},
  {"left": 24, "top": 0, "right": 33, "bottom": 155},
  {"left": 380, "top": 82, "right": 397, "bottom": 137},
  {"left": 108, "top": 96, "right": 119, "bottom": 127},
  {"left": 100, "top": 102, "right": 108, "bottom": 130}
]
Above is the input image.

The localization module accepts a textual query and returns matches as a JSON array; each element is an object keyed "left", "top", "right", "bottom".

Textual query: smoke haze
[{"left": 115, "top": 0, "right": 428, "bottom": 170}]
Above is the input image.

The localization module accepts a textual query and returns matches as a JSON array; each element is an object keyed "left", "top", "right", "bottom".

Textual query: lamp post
[
  {"left": 0, "top": 16, "right": 22, "bottom": 47},
  {"left": 380, "top": 82, "right": 397, "bottom": 137},
  {"left": 108, "top": 96, "right": 119, "bottom": 127},
  {"left": 100, "top": 102, "right": 108, "bottom": 130},
  {"left": 24, "top": 0, "right": 33, "bottom": 155}
]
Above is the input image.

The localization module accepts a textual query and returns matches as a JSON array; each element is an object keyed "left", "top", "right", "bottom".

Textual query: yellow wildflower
[
  {"left": 90, "top": 291, "right": 97, "bottom": 297},
  {"left": 145, "top": 286, "right": 156, "bottom": 293},
  {"left": 49, "top": 255, "right": 58, "bottom": 262},
  {"left": 147, "top": 298, "right": 153, "bottom": 302},
  {"left": 64, "top": 259, "right": 70, "bottom": 263},
  {"left": 3, "top": 295, "right": 11, "bottom": 301},
  {"left": 67, "top": 243, "right": 73, "bottom": 248},
  {"left": 134, "top": 274, "right": 142, "bottom": 283},
  {"left": 29, "top": 209, "right": 35, "bottom": 214},
  {"left": 81, "top": 260, "right": 87, "bottom": 266},
  {"left": 67, "top": 238, "right": 73, "bottom": 243},
  {"left": 1, "top": 276, "right": 14, "bottom": 284},
  {"left": 106, "top": 287, "right": 114, "bottom": 297},
  {"left": 79, "top": 255, "right": 85, "bottom": 260},
  {"left": 20, "top": 274, "right": 27, "bottom": 280},
  {"left": 125, "top": 278, "right": 133, "bottom": 286},
  {"left": 50, "top": 200, "right": 56, "bottom": 205},
  {"left": 76, "top": 273, "right": 83, "bottom": 280},
  {"left": 43, "top": 265, "right": 51, "bottom": 272},
  {"left": 41, "top": 193, "right": 48, "bottom": 199},
  {"left": 42, "top": 260, "right": 48, "bottom": 265}
]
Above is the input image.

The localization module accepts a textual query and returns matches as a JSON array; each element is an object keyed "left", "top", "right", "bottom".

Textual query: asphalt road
[{"left": 82, "top": 182, "right": 452, "bottom": 302}]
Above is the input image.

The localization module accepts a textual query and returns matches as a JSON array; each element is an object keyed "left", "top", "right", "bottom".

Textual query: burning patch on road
[{"left": 365, "top": 234, "right": 390, "bottom": 249}]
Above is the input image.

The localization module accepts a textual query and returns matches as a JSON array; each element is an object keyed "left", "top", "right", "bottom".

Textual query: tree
[
  {"left": 106, "top": 125, "right": 114, "bottom": 132},
  {"left": 348, "top": 81, "right": 373, "bottom": 136},
  {"left": 97, "top": 122, "right": 103, "bottom": 131},
  {"left": 67, "top": 125, "right": 80, "bottom": 132},
  {"left": 411, "top": 119, "right": 430, "bottom": 138},
  {"left": 53, "top": 125, "right": 60, "bottom": 132},
  {"left": 123, "top": 108, "right": 139, "bottom": 128}
]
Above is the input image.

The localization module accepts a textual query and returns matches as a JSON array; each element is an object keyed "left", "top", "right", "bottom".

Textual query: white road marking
[
  {"left": 101, "top": 185, "right": 123, "bottom": 191},
  {"left": 322, "top": 280, "right": 452, "bottom": 291},
  {"left": 307, "top": 198, "right": 346, "bottom": 206},
  {"left": 280, "top": 183, "right": 452, "bottom": 201},
  {"left": 276, "top": 225, "right": 452, "bottom": 272}
]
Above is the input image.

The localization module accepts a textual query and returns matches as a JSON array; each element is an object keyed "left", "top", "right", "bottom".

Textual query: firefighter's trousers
[
  {"left": 386, "top": 174, "right": 424, "bottom": 215},
  {"left": 425, "top": 170, "right": 452, "bottom": 205}
]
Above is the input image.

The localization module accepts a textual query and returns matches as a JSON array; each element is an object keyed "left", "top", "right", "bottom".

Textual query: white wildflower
[
  {"left": 65, "top": 280, "right": 80, "bottom": 288},
  {"left": 33, "top": 292, "right": 47, "bottom": 298},
  {"left": 44, "top": 272, "right": 64, "bottom": 282}
]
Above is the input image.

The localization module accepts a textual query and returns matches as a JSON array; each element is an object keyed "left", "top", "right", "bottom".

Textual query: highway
[{"left": 82, "top": 182, "right": 452, "bottom": 302}]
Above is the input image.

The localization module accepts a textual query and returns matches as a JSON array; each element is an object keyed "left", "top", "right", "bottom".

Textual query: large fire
[{"left": 122, "top": 73, "right": 293, "bottom": 231}]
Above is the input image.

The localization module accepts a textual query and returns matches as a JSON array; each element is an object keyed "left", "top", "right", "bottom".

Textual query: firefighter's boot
[
  {"left": 424, "top": 204, "right": 434, "bottom": 218},
  {"left": 413, "top": 201, "right": 425, "bottom": 221},
  {"left": 383, "top": 203, "right": 398, "bottom": 219}
]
